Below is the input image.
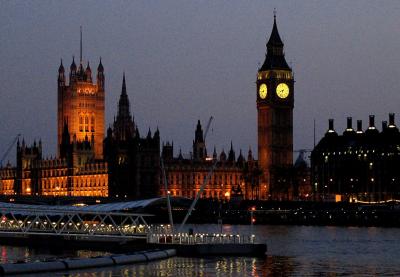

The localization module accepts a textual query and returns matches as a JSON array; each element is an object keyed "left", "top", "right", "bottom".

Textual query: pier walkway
[{"left": 0, "top": 201, "right": 154, "bottom": 240}]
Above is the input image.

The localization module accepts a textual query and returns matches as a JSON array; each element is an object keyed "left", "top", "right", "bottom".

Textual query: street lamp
[{"left": 250, "top": 206, "right": 256, "bottom": 235}]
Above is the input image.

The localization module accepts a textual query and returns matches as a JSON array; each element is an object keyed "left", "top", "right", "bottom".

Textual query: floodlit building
[
  {"left": 161, "top": 120, "right": 261, "bottom": 200},
  {"left": 311, "top": 114, "right": 400, "bottom": 202}
]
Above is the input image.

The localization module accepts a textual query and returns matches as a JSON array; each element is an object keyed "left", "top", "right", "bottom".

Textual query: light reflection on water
[
  {"left": 0, "top": 246, "right": 109, "bottom": 264},
  {"left": 45, "top": 256, "right": 276, "bottom": 277},
  {"left": 3, "top": 225, "right": 400, "bottom": 276}
]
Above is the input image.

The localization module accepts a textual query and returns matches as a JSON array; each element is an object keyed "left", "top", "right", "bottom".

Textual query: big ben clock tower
[{"left": 257, "top": 14, "right": 294, "bottom": 200}]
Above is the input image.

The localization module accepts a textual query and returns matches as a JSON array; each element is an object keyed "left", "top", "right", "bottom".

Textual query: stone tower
[
  {"left": 193, "top": 120, "right": 207, "bottom": 161},
  {"left": 57, "top": 35, "right": 105, "bottom": 159},
  {"left": 257, "top": 15, "right": 294, "bottom": 199}
]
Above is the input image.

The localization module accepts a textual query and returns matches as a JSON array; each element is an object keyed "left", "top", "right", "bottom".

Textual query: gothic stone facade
[
  {"left": 57, "top": 58, "right": 105, "bottom": 159},
  {"left": 257, "top": 16, "right": 294, "bottom": 200},
  {"left": 104, "top": 75, "right": 160, "bottom": 199},
  {"left": 0, "top": 139, "right": 108, "bottom": 197},
  {"left": 161, "top": 120, "right": 261, "bottom": 200},
  {"left": 0, "top": 58, "right": 160, "bottom": 199}
]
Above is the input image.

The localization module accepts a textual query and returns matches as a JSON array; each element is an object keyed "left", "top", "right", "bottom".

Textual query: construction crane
[
  {"left": 294, "top": 149, "right": 312, "bottom": 157},
  {"left": 160, "top": 158, "right": 174, "bottom": 232},
  {"left": 294, "top": 149, "right": 312, "bottom": 153},
  {"left": 178, "top": 158, "right": 218, "bottom": 232},
  {"left": 203, "top": 116, "right": 214, "bottom": 141},
  {"left": 0, "top": 134, "right": 21, "bottom": 167}
]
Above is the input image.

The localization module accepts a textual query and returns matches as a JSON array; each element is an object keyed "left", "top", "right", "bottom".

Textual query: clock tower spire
[{"left": 257, "top": 14, "right": 294, "bottom": 200}]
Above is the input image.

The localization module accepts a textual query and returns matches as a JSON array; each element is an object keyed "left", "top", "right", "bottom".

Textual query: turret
[
  {"left": 58, "top": 59, "right": 65, "bottom": 87},
  {"left": 112, "top": 74, "right": 136, "bottom": 141},
  {"left": 193, "top": 120, "right": 206, "bottom": 161},
  {"left": 97, "top": 58, "right": 104, "bottom": 90},
  {"left": 154, "top": 128, "right": 160, "bottom": 140},
  {"left": 117, "top": 73, "right": 131, "bottom": 119},
  {"left": 220, "top": 149, "right": 227, "bottom": 162},
  {"left": 228, "top": 141, "right": 236, "bottom": 162},
  {"left": 60, "top": 120, "right": 71, "bottom": 159},
  {"left": 107, "top": 126, "right": 113, "bottom": 138},
  {"left": 85, "top": 61, "right": 92, "bottom": 83},
  {"left": 194, "top": 120, "right": 204, "bottom": 143},
  {"left": 237, "top": 149, "right": 245, "bottom": 165},
  {"left": 213, "top": 146, "right": 218, "bottom": 161},
  {"left": 247, "top": 147, "right": 253, "bottom": 161},
  {"left": 77, "top": 62, "right": 85, "bottom": 80},
  {"left": 162, "top": 141, "right": 173, "bottom": 161},
  {"left": 69, "top": 56, "right": 77, "bottom": 83}
]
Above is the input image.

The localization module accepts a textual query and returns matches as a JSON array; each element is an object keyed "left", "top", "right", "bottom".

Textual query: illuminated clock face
[
  {"left": 259, "top": 84, "right": 267, "bottom": 99},
  {"left": 276, "top": 83, "right": 289, "bottom": 99}
]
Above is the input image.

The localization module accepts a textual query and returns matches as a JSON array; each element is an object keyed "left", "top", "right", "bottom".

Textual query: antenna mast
[
  {"left": 80, "top": 26, "right": 82, "bottom": 63},
  {"left": 161, "top": 159, "right": 174, "bottom": 231},
  {"left": 313, "top": 119, "right": 316, "bottom": 148}
]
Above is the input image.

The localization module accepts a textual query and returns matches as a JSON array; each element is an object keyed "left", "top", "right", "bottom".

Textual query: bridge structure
[{"left": 0, "top": 200, "right": 158, "bottom": 241}]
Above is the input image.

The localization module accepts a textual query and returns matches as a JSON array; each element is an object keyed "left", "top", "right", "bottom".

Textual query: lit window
[
  {"left": 79, "top": 116, "right": 83, "bottom": 132},
  {"left": 91, "top": 116, "right": 95, "bottom": 132},
  {"left": 85, "top": 116, "right": 89, "bottom": 132}
]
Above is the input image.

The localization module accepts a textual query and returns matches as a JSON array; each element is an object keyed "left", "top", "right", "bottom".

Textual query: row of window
[
  {"left": 320, "top": 149, "right": 400, "bottom": 157},
  {"left": 42, "top": 191, "right": 107, "bottom": 197},
  {"left": 166, "top": 172, "right": 242, "bottom": 186},
  {"left": 166, "top": 189, "right": 230, "bottom": 198},
  {"left": 257, "top": 71, "right": 292, "bottom": 80},
  {"left": 79, "top": 114, "right": 95, "bottom": 132},
  {"left": 78, "top": 103, "right": 95, "bottom": 108},
  {"left": 40, "top": 179, "right": 106, "bottom": 189}
]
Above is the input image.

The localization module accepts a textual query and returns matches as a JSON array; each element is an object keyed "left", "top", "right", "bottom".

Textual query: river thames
[{"left": 2, "top": 224, "right": 400, "bottom": 276}]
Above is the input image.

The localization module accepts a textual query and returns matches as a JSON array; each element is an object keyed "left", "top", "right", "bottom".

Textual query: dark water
[{"left": 3, "top": 225, "right": 400, "bottom": 276}]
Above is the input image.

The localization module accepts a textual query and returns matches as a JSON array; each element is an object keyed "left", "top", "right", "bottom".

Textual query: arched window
[
  {"left": 79, "top": 114, "right": 83, "bottom": 132},
  {"left": 91, "top": 115, "right": 95, "bottom": 132},
  {"left": 85, "top": 116, "right": 89, "bottom": 132}
]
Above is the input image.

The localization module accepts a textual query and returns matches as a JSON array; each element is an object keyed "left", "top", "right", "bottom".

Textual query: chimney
[
  {"left": 389, "top": 113, "right": 396, "bottom": 128},
  {"left": 357, "top": 120, "right": 363, "bottom": 134},
  {"left": 382, "top": 121, "right": 388, "bottom": 130},
  {"left": 328, "top": 119, "right": 335, "bottom": 133},
  {"left": 368, "top": 115, "right": 375, "bottom": 129},
  {"left": 346, "top": 117, "right": 353, "bottom": 131}
]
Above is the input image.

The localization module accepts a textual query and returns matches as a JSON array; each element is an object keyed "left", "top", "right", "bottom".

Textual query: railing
[
  {"left": 147, "top": 232, "right": 256, "bottom": 245},
  {"left": 0, "top": 207, "right": 151, "bottom": 239}
]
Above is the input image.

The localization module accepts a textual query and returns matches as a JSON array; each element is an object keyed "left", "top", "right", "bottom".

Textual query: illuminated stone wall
[
  {"left": 0, "top": 159, "right": 108, "bottom": 197},
  {"left": 0, "top": 167, "right": 15, "bottom": 195},
  {"left": 58, "top": 60, "right": 105, "bottom": 159},
  {"left": 161, "top": 163, "right": 245, "bottom": 200}
]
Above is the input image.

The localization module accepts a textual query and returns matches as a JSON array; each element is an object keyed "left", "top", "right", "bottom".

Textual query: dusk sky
[{"left": 1, "top": 1, "right": 400, "bottom": 163}]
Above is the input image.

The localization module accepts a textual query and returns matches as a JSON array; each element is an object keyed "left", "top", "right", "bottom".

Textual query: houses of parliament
[{"left": 0, "top": 18, "right": 308, "bottom": 201}]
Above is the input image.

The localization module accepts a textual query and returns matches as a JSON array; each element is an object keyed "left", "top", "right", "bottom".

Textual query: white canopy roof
[{"left": 0, "top": 198, "right": 162, "bottom": 215}]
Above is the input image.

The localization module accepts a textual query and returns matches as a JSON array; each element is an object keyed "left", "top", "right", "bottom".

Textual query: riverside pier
[{"left": 0, "top": 200, "right": 267, "bottom": 257}]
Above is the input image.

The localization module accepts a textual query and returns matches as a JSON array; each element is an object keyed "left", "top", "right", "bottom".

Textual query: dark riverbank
[
  {"left": 2, "top": 195, "right": 400, "bottom": 227},
  {"left": 145, "top": 199, "right": 400, "bottom": 227}
]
